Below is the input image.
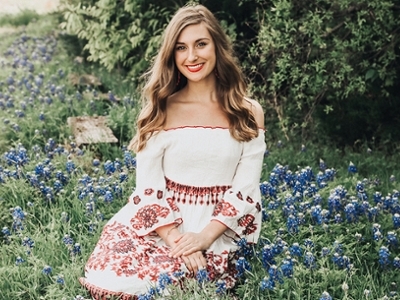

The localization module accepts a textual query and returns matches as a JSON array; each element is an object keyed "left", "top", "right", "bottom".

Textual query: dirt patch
[{"left": 0, "top": 27, "right": 20, "bottom": 35}]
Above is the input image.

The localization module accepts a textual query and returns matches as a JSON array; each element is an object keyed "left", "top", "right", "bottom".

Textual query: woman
[{"left": 80, "top": 4, "right": 266, "bottom": 299}]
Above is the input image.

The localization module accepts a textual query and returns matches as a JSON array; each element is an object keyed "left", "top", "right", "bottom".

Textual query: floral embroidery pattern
[
  {"left": 144, "top": 188, "right": 154, "bottom": 196},
  {"left": 212, "top": 199, "right": 239, "bottom": 217},
  {"left": 246, "top": 196, "right": 254, "bottom": 203},
  {"left": 166, "top": 197, "right": 180, "bottom": 212},
  {"left": 132, "top": 195, "right": 141, "bottom": 205},
  {"left": 238, "top": 214, "right": 257, "bottom": 235},
  {"left": 131, "top": 204, "right": 170, "bottom": 230},
  {"left": 237, "top": 191, "right": 243, "bottom": 200},
  {"left": 157, "top": 190, "right": 163, "bottom": 199}
]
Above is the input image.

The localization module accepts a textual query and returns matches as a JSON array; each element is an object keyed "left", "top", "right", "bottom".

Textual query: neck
[{"left": 183, "top": 76, "right": 218, "bottom": 103}]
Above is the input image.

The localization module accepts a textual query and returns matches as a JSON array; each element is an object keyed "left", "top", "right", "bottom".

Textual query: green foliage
[
  {"left": 244, "top": 0, "right": 400, "bottom": 143},
  {"left": 0, "top": 10, "right": 40, "bottom": 27},
  {"left": 60, "top": 0, "right": 181, "bottom": 82}
]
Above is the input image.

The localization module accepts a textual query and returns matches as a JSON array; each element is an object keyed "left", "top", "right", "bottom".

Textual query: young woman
[{"left": 80, "top": 4, "right": 266, "bottom": 299}]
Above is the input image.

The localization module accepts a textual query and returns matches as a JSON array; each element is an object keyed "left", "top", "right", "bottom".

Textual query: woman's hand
[
  {"left": 180, "top": 250, "right": 207, "bottom": 275},
  {"left": 169, "top": 232, "right": 212, "bottom": 258}
]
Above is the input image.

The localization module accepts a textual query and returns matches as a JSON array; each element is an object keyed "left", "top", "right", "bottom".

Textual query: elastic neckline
[
  {"left": 163, "top": 125, "right": 229, "bottom": 131},
  {"left": 163, "top": 125, "right": 265, "bottom": 131}
]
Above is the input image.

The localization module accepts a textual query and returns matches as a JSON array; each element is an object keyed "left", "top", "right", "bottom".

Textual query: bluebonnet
[
  {"left": 236, "top": 238, "right": 253, "bottom": 257},
  {"left": 66, "top": 158, "right": 75, "bottom": 174},
  {"left": 304, "top": 252, "right": 316, "bottom": 269},
  {"left": 72, "top": 243, "right": 81, "bottom": 256},
  {"left": 386, "top": 231, "right": 398, "bottom": 248},
  {"left": 348, "top": 161, "right": 357, "bottom": 173},
  {"left": 62, "top": 234, "right": 74, "bottom": 246},
  {"left": 22, "top": 236, "right": 35, "bottom": 249},
  {"left": 56, "top": 274, "right": 65, "bottom": 285},
  {"left": 104, "top": 191, "right": 113, "bottom": 203},
  {"left": 319, "top": 159, "right": 327, "bottom": 171},
  {"left": 320, "top": 291, "right": 332, "bottom": 300},
  {"left": 15, "top": 256, "right": 25, "bottom": 266},
  {"left": 304, "top": 238, "right": 314, "bottom": 249},
  {"left": 379, "top": 246, "right": 391, "bottom": 267},
  {"left": 236, "top": 256, "right": 251, "bottom": 277},
  {"left": 260, "top": 276, "right": 275, "bottom": 291},
  {"left": 196, "top": 268, "right": 209, "bottom": 284},
  {"left": 321, "top": 247, "right": 330, "bottom": 257},
  {"left": 289, "top": 243, "right": 303, "bottom": 258},
  {"left": 42, "top": 265, "right": 52, "bottom": 275},
  {"left": 393, "top": 257, "right": 400, "bottom": 269},
  {"left": 286, "top": 214, "right": 299, "bottom": 234},
  {"left": 280, "top": 257, "right": 294, "bottom": 278},
  {"left": 215, "top": 279, "right": 227, "bottom": 294},
  {"left": 157, "top": 273, "right": 172, "bottom": 291},
  {"left": 394, "top": 213, "right": 400, "bottom": 229},
  {"left": 344, "top": 203, "right": 358, "bottom": 223}
]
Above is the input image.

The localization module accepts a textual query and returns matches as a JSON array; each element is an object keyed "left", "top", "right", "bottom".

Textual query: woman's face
[{"left": 174, "top": 22, "right": 216, "bottom": 83}]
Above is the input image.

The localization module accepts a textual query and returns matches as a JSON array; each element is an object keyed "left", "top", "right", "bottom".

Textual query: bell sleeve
[
  {"left": 211, "top": 130, "right": 266, "bottom": 243},
  {"left": 129, "top": 133, "right": 182, "bottom": 237}
]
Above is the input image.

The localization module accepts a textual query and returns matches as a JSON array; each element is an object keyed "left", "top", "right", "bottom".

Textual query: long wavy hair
[{"left": 130, "top": 4, "right": 259, "bottom": 152}]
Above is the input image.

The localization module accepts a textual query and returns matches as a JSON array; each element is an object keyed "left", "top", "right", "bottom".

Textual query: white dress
[{"left": 80, "top": 126, "right": 266, "bottom": 299}]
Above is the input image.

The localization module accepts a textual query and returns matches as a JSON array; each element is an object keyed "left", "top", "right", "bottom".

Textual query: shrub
[{"left": 244, "top": 0, "right": 400, "bottom": 143}]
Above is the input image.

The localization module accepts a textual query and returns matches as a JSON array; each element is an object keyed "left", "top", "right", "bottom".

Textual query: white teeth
[{"left": 187, "top": 63, "right": 203, "bottom": 69}]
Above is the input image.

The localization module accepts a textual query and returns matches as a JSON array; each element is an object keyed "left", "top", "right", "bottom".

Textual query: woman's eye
[
  {"left": 198, "top": 42, "right": 207, "bottom": 47},
  {"left": 176, "top": 46, "right": 185, "bottom": 51}
]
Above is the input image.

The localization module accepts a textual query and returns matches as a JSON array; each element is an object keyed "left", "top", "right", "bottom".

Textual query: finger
[
  {"left": 186, "top": 255, "right": 199, "bottom": 274},
  {"left": 182, "top": 256, "right": 192, "bottom": 272}
]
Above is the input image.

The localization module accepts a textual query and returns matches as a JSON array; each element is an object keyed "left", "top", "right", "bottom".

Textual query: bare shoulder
[{"left": 245, "top": 98, "right": 264, "bottom": 128}]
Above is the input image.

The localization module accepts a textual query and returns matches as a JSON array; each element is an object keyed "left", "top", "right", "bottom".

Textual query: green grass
[
  {"left": 0, "top": 9, "right": 40, "bottom": 27},
  {"left": 0, "top": 13, "right": 399, "bottom": 300}
]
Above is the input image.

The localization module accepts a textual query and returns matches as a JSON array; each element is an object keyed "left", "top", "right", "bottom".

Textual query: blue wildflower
[
  {"left": 196, "top": 268, "right": 209, "bottom": 285},
  {"left": 304, "top": 252, "right": 316, "bottom": 269},
  {"left": 393, "top": 213, "right": 400, "bottom": 229},
  {"left": 42, "top": 265, "right": 52, "bottom": 275},
  {"left": 348, "top": 162, "right": 357, "bottom": 173},
  {"left": 320, "top": 291, "right": 332, "bottom": 300},
  {"left": 378, "top": 246, "right": 391, "bottom": 267},
  {"left": 280, "top": 258, "right": 294, "bottom": 278},
  {"left": 260, "top": 277, "right": 275, "bottom": 291},
  {"left": 56, "top": 274, "right": 65, "bottom": 285},
  {"left": 304, "top": 238, "right": 314, "bottom": 249},
  {"left": 386, "top": 231, "right": 398, "bottom": 248},
  {"left": 157, "top": 273, "right": 172, "bottom": 291},
  {"left": 15, "top": 256, "right": 25, "bottom": 266},
  {"left": 393, "top": 257, "right": 400, "bottom": 269},
  {"left": 236, "top": 256, "right": 251, "bottom": 277},
  {"left": 289, "top": 243, "right": 303, "bottom": 257},
  {"left": 215, "top": 279, "right": 227, "bottom": 294}
]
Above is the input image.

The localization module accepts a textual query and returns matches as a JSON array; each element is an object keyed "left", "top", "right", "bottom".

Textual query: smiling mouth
[{"left": 186, "top": 63, "right": 204, "bottom": 72}]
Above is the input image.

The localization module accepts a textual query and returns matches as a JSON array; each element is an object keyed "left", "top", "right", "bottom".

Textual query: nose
[{"left": 187, "top": 48, "right": 198, "bottom": 62}]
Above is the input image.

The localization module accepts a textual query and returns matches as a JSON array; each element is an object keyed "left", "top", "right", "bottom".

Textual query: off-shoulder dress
[{"left": 80, "top": 126, "right": 266, "bottom": 299}]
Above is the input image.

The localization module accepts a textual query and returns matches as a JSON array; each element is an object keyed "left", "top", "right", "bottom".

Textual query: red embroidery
[
  {"left": 131, "top": 204, "right": 170, "bottom": 230},
  {"left": 237, "top": 192, "right": 243, "bottom": 200},
  {"left": 246, "top": 196, "right": 254, "bottom": 204},
  {"left": 133, "top": 195, "right": 141, "bottom": 205},
  {"left": 165, "top": 177, "right": 231, "bottom": 205},
  {"left": 212, "top": 199, "right": 239, "bottom": 217},
  {"left": 157, "top": 190, "right": 163, "bottom": 199},
  {"left": 256, "top": 202, "right": 262, "bottom": 212},
  {"left": 144, "top": 188, "right": 154, "bottom": 196},
  {"left": 166, "top": 197, "right": 180, "bottom": 212},
  {"left": 238, "top": 214, "right": 257, "bottom": 235},
  {"left": 113, "top": 240, "right": 135, "bottom": 253}
]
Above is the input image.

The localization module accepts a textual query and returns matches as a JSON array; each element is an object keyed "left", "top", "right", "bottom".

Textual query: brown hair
[{"left": 130, "top": 4, "right": 259, "bottom": 152}]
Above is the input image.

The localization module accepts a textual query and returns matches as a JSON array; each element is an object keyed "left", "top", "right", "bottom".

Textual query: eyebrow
[{"left": 175, "top": 38, "right": 210, "bottom": 44}]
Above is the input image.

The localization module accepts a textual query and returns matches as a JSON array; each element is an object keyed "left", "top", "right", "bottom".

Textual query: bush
[{"left": 244, "top": 0, "right": 400, "bottom": 143}]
